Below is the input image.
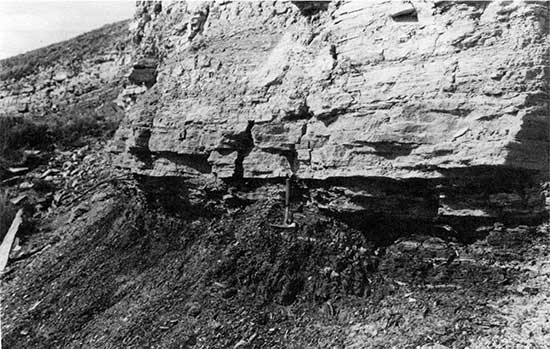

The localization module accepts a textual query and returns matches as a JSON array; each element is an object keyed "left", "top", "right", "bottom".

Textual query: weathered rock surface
[
  {"left": 0, "top": 21, "right": 131, "bottom": 121},
  {"left": 112, "top": 1, "right": 549, "bottom": 224}
]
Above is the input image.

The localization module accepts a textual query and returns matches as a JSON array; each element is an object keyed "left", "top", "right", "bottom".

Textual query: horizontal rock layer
[
  {"left": 0, "top": 21, "right": 131, "bottom": 121},
  {"left": 112, "top": 0, "right": 549, "bottom": 222}
]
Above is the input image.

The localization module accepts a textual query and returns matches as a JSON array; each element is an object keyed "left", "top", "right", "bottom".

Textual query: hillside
[
  {"left": 0, "top": 19, "right": 131, "bottom": 279},
  {"left": 0, "top": 20, "right": 131, "bottom": 163},
  {"left": 0, "top": 20, "right": 130, "bottom": 81}
]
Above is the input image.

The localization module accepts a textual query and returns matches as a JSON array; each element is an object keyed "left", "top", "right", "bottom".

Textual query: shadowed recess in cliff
[
  {"left": 152, "top": 152, "right": 212, "bottom": 176},
  {"left": 347, "top": 141, "right": 418, "bottom": 160},
  {"left": 291, "top": 1, "right": 330, "bottom": 16},
  {"left": 128, "top": 58, "right": 158, "bottom": 87},
  {"left": 436, "top": 166, "right": 548, "bottom": 226},
  {"left": 233, "top": 120, "right": 255, "bottom": 180}
]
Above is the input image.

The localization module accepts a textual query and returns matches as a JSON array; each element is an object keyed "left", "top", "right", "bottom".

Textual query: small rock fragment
[
  {"left": 187, "top": 303, "right": 201, "bottom": 317},
  {"left": 10, "top": 194, "right": 28, "bottom": 205},
  {"left": 19, "top": 181, "right": 34, "bottom": 190}
]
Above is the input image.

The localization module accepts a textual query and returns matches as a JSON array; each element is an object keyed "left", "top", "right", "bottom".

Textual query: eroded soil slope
[{"left": 2, "top": 168, "right": 549, "bottom": 348}]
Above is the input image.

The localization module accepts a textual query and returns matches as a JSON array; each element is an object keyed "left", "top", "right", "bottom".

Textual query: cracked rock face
[{"left": 113, "top": 1, "right": 549, "bottom": 222}]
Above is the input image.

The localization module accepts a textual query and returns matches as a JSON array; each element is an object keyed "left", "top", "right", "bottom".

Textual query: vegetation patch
[{"left": 0, "top": 111, "right": 120, "bottom": 163}]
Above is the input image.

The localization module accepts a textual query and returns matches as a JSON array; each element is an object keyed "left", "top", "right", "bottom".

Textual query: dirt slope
[{"left": 2, "top": 165, "right": 549, "bottom": 348}]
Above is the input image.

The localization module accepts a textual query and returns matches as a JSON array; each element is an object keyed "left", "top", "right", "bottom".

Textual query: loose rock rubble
[
  {"left": 0, "top": 141, "right": 131, "bottom": 262},
  {"left": 1, "top": 176, "right": 549, "bottom": 348}
]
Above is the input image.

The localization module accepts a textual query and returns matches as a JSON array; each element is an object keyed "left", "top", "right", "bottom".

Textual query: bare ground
[{"left": 1, "top": 150, "right": 549, "bottom": 348}]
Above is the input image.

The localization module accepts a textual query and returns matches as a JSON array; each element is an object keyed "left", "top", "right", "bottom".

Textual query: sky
[{"left": 0, "top": 1, "right": 135, "bottom": 59}]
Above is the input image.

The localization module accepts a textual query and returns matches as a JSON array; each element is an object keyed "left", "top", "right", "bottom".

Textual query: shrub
[
  {"left": 0, "top": 109, "right": 121, "bottom": 162},
  {"left": 0, "top": 116, "right": 50, "bottom": 154}
]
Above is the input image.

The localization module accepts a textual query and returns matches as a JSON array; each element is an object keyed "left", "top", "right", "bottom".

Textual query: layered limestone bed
[
  {"left": 109, "top": 1, "right": 547, "bottom": 224},
  {"left": 0, "top": 21, "right": 131, "bottom": 122}
]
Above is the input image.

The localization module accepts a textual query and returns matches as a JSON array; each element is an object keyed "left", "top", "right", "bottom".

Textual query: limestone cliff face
[
  {"left": 114, "top": 1, "right": 549, "bottom": 223},
  {"left": 0, "top": 21, "right": 131, "bottom": 123}
]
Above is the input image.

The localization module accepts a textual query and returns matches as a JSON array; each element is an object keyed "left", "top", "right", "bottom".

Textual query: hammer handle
[
  {"left": 284, "top": 177, "right": 291, "bottom": 224},
  {"left": 285, "top": 177, "right": 291, "bottom": 207}
]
